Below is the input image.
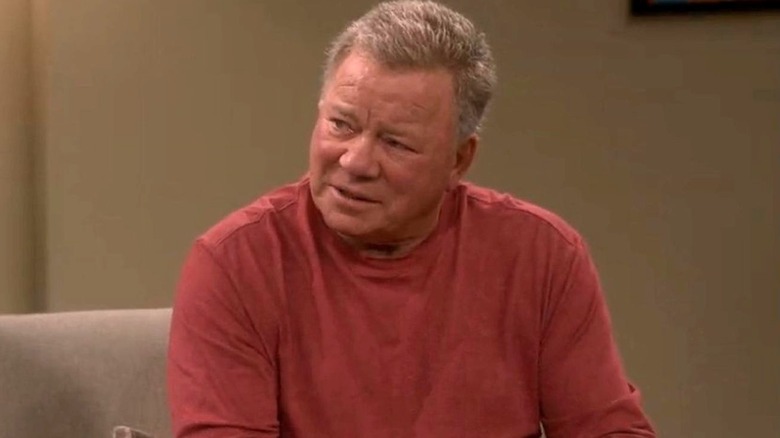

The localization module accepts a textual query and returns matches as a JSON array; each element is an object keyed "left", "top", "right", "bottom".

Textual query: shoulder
[
  {"left": 197, "top": 178, "right": 308, "bottom": 252},
  {"left": 456, "top": 181, "right": 584, "bottom": 249}
]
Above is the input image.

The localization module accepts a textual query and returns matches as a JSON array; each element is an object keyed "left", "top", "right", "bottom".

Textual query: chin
[{"left": 320, "top": 210, "right": 375, "bottom": 239}]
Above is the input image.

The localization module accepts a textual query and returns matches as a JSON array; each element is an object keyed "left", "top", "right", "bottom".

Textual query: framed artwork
[{"left": 631, "top": 0, "right": 780, "bottom": 15}]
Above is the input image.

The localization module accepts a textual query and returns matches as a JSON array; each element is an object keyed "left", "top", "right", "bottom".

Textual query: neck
[
  {"left": 337, "top": 233, "right": 429, "bottom": 259},
  {"left": 329, "top": 191, "right": 451, "bottom": 259}
]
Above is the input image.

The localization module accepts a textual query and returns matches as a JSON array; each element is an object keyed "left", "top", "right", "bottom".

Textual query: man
[{"left": 167, "top": 1, "right": 656, "bottom": 437}]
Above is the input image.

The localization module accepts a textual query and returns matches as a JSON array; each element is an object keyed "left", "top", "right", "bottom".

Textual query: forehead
[{"left": 322, "top": 52, "right": 456, "bottom": 121}]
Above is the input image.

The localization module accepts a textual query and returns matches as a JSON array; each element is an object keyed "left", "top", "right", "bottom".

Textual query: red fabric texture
[{"left": 168, "top": 178, "right": 655, "bottom": 437}]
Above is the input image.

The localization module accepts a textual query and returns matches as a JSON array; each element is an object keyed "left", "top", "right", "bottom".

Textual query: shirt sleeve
[
  {"left": 167, "top": 239, "right": 280, "bottom": 438},
  {"left": 538, "top": 238, "right": 656, "bottom": 437}
]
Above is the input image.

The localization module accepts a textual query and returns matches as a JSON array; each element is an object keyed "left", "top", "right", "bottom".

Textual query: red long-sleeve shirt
[{"left": 168, "top": 178, "right": 655, "bottom": 437}]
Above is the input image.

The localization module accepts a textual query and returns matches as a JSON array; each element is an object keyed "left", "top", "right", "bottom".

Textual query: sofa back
[{"left": 0, "top": 308, "right": 172, "bottom": 437}]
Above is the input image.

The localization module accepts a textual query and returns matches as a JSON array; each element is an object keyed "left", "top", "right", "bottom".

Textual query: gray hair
[{"left": 323, "top": 0, "right": 497, "bottom": 140}]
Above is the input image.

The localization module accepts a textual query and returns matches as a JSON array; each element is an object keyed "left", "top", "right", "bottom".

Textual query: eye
[
  {"left": 383, "top": 137, "right": 413, "bottom": 152},
  {"left": 328, "top": 118, "right": 353, "bottom": 135}
]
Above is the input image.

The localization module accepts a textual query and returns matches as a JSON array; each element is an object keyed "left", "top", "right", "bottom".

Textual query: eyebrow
[
  {"left": 330, "top": 103, "right": 353, "bottom": 115},
  {"left": 327, "top": 103, "right": 359, "bottom": 121},
  {"left": 326, "top": 102, "right": 420, "bottom": 138}
]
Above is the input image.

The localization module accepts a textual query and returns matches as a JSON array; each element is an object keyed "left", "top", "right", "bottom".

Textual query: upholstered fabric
[
  {"left": 0, "top": 308, "right": 171, "bottom": 438},
  {"left": 114, "top": 425, "right": 155, "bottom": 438}
]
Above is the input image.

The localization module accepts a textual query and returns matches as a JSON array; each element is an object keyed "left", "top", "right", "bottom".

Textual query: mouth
[{"left": 331, "top": 185, "right": 378, "bottom": 203}]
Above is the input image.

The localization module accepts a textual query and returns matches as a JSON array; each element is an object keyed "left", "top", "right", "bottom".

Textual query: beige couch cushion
[
  {"left": 114, "top": 425, "right": 155, "bottom": 438},
  {"left": 0, "top": 308, "right": 171, "bottom": 438}
]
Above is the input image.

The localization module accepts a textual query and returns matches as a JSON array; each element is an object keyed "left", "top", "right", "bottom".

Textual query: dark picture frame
[{"left": 631, "top": 0, "right": 780, "bottom": 15}]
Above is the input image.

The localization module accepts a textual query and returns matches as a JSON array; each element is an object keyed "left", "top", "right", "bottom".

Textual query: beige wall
[
  {"left": 0, "top": 0, "right": 34, "bottom": 313},
  {"left": 10, "top": 0, "right": 780, "bottom": 435}
]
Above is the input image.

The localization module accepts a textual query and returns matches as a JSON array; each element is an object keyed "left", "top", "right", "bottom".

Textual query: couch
[{"left": 0, "top": 308, "right": 172, "bottom": 438}]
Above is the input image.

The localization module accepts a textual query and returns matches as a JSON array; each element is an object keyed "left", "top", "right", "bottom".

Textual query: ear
[{"left": 448, "top": 134, "right": 478, "bottom": 189}]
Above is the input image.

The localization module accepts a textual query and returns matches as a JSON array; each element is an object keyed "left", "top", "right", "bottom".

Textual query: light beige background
[
  {"left": 0, "top": 0, "right": 35, "bottom": 313},
  {"left": 1, "top": 0, "right": 778, "bottom": 436}
]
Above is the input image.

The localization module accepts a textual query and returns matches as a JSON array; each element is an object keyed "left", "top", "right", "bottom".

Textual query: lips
[{"left": 331, "top": 185, "right": 378, "bottom": 203}]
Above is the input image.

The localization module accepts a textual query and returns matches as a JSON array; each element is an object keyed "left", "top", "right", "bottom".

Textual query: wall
[
  {"left": 15, "top": 0, "right": 780, "bottom": 436},
  {"left": 462, "top": 3, "right": 779, "bottom": 437},
  {"left": 0, "top": 0, "right": 34, "bottom": 313}
]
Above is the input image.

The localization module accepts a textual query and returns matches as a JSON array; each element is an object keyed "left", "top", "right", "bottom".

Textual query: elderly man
[{"left": 167, "top": 1, "right": 656, "bottom": 437}]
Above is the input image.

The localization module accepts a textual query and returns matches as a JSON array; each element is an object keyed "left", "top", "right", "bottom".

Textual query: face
[{"left": 309, "top": 51, "right": 477, "bottom": 245}]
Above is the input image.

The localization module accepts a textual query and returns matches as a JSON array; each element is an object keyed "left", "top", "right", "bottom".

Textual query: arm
[
  {"left": 539, "top": 239, "right": 656, "bottom": 437},
  {"left": 167, "top": 240, "right": 280, "bottom": 438}
]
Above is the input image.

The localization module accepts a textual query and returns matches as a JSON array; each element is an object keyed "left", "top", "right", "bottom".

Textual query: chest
[{"left": 275, "top": 255, "right": 543, "bottom": 437}]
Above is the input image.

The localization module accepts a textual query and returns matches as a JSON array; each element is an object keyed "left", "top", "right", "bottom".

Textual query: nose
[{"left": 339, "top": 135, "right": 380, "bottom": 179}]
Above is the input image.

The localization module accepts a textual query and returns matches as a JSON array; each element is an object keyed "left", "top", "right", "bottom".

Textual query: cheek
[
  {"left": 383, "top": 165, "right": 438, "bottom": 201},
  {"left": 310, "top": 128, "right": 340, "bottom": 168},
  {"left": 389, "top": 164, "right": 451, "bottom": 210}
]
